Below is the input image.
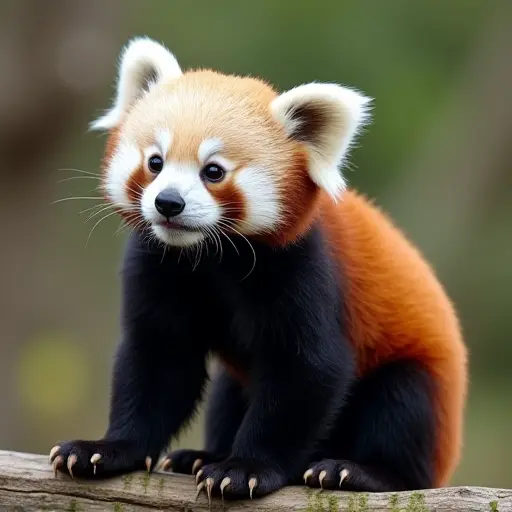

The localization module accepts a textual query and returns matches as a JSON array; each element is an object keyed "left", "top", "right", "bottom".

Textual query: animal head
[{"left": 93, "top": 37, "right": 371, "bottom": 247}]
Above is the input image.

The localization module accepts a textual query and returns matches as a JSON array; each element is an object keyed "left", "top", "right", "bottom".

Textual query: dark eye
[
  {"left": 148, "top": 155, "right": 164, "bottom": 173},
  {"left": 201, "top": 163, "right": 225, "bottom": 183}
]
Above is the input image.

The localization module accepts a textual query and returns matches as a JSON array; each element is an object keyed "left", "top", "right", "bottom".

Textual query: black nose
[{"left": 154, "top": 189, "right": 185, "bottom": 218}]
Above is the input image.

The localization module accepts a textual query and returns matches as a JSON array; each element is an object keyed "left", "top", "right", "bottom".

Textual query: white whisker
[
  {"left": 217, "top": 219, "right": 256, "bottom": 280},
  {"left": 52, "top": 196, "right": 103, "bottom": 204},
  {"left": 79, "top": 203, "right": 109, "bottom": 215},
  {"left": 126, "top": 184, "right": 144, "bottom": 199},
  {"left": 58, "top": 168, "right": 100, "bottom": 177},
  {"left": 85, "top": 210, "right": 119, "bottom": 247},
  {"left": 57, "top": 176, "right": 100, "bottom": 184},
  {"left": 193, "top": 240, "right": 202, "bottom": 271},
  {"left": 160, "top": 243, "right": 167, "bottom": 264},
  {"left": 204, "top": 225, "right": 221, "bottom": 260},
  {"left": 86, "top": 204, "right": 117, "bottom": 222},
  {"left": 216, "top": 224, "right": 239, "bottom": 256},
  {"left": 212, "top": 225, "right": 224, "bottom": 262}
]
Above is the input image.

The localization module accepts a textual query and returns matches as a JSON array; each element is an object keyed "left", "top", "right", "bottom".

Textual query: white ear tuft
[
  {"left": 270, "top": 83, "right": 372, "bottom": 199},
  {"left": 90, "top": 37, "right": 182, "bottom": 131}
]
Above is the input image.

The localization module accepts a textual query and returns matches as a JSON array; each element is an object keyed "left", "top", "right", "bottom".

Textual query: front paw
[
  {"left": 196, "top": 458, "right": 286, "bottom": 501},
  {"left": 302, "top": 459, "right": 353, "bottom": 490},
  {"left": 49, "top": 439, "right": 150, "bottom": 478}
]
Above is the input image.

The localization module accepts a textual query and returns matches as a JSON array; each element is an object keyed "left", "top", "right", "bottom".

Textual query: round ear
[
  {"left": 270, "top": 83, "right": 372, "bottom": 199},
  {"left": 90, "top": 37, "right": 182, "bottom": 131}
]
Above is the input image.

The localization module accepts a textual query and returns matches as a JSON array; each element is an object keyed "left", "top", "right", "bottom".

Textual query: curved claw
[
  {"left": 205, "top": 477, "right": 214, "bottom": 506},
  {"left": 52, "top": 455, "right": 63, "bottom": 477},
  {"left": 192, "top": 458, "right": 203, "bottom": 475},
  {"left": 248, "top": 477, "right": 257, "bottom": 499},
  {"left": 220, "top": 477, "right": 230, "bottom": 499},
  {"left": 318, "top": 470, "right": 327, "bottom": 489},
  {"left": 90, "top": 453, "right": 102, "bottom": 464},
  {"left": 303, "top": 468, "right": 313, "bottom": 484},
  {"left": 160, "top": 457, "right": 172, "bottom": 471},
  {"left": 195, "top": 481, "right": 205, "bottom": 501},
  {"left": 195, "top": 469, "right": 203, "bottom": 484},
  {"left": 339, "top": 468, "right": 349, "bottom": 486},
  {"left": 90, "top": 453, "right": 101, "bottom": 475},
  {"left": 49, "top": 445, "right": 60, "bottom": 464},
  {"left": 67, "top": 454, "right": 77, "bottom": 478}
]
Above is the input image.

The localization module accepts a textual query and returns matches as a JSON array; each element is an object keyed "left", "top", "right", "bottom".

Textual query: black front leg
[
  {"left": 162, "top": 366, "right": 248, "bottom": 475},
  {"left": 197, "top": 332, "right": 355, "bottom": 499},
  {"left": 50, "top": 327, "right": 208, "bottom": 478}
]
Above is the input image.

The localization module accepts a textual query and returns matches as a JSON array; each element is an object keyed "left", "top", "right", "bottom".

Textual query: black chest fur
[{"left": 120, "top": 224, "right": 343, "bottom": 373}]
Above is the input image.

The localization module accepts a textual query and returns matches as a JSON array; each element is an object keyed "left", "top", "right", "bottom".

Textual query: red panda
[{"left": 49, "top": 37, "right": 467, "bottom": 500}]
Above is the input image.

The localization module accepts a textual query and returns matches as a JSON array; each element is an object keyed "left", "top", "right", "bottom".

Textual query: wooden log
[{"left": 0, "top": 451, "right": 510, "bottom": 511}]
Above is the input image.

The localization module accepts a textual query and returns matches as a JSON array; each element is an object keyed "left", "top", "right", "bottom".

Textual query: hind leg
[
  {"left": 304, "top": 361, "right": 436, "bottom": 492},
  {"left": 163, "top": 367, "right": 247, "bottom": 475}
]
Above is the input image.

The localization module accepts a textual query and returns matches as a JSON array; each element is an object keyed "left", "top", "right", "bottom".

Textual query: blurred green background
[{"left": 0, "top": 0, "right": 511, "bottom": 489}]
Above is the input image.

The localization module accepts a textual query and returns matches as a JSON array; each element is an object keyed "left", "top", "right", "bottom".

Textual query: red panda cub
[{"left": 50, "top": 37, "right": 467, "bottom": 500}]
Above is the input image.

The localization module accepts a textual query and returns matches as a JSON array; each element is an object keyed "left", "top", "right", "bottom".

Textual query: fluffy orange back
[{"left": 318, "top": 190, "right": 467, "bottom": 486}]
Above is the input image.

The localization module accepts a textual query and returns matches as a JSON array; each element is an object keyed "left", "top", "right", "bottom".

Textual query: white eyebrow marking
[
  {"left": 156, "top": 129, "right": 173, "bottom": 158},
  {"left": 144, "top": 144, "right": 161, "bottom": 161},
  {"left": 198, "top": 138, "right": 224, "bottom": 164}
]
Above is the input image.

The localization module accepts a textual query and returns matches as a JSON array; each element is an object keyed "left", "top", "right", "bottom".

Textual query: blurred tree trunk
[{"left": 0, "top": 0, "right": 122, "bottom": 450}]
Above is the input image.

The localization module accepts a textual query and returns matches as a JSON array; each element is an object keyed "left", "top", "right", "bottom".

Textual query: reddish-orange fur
[
  {"left": 208, "top": 176, "right": 246, "bottom": 225},
  {"left": 126, "top": 165, "right": 151, "bottom": 204},
  {"left": 257, "top": 150, "right": 321, "bottom": 247},
  {"left": 317, "top": 190, "right": 467, "bottom": 486}
]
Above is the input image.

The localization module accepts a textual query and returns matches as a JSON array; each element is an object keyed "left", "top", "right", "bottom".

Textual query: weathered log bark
[{"left": 0, "top": 451, "right": 510, "bottom": 511}]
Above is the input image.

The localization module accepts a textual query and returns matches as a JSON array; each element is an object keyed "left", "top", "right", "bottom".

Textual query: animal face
[{"left": 93, "top": 37, "right": 371, "bottom": 248}]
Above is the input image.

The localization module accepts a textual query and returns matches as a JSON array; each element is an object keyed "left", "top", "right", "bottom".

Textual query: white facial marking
[
  {"left": 198, "top": 138, "right": 224, "bottom": 165},
  {"left": 156, "top": 129, "right": 172, "bottom": 158},
  {"left": 141, "top": 160, "right": 222, "bottom": 247},
  {"left": 208, "top": 155, "right": 236, "bottom": 172},
  {"left": 152, "top": 224, "right": 205, "bottom": 247},
  {"left": 144, "top": 144, "right": 161, "bottom": 162},
  {"left": 106, "top": 141, "right": 141, "bottom": 206},
  {"left": 235, "top": 166, "right": 280, "bottom": 234},
  {"left": 198, "top": 138, "right": 236, "bottom": 173}
]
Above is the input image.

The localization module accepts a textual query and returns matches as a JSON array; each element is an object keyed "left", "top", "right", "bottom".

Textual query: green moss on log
[{"left": 406, "top": 492, "right": 428, "bottom": 512}]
